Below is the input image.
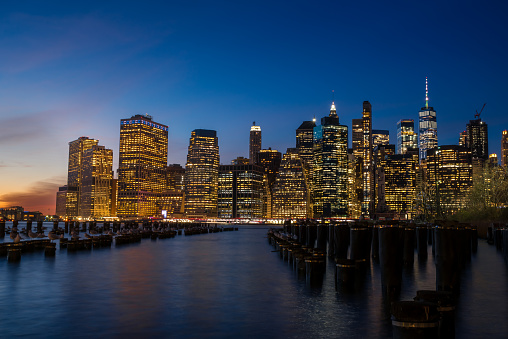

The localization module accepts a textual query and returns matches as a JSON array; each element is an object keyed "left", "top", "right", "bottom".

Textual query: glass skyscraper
[
  {"left": 249, "top": 122, "right": 261, "bottom": 164},
  {"left": 397, "top": 119, "right": 418, "bottom": 154},
  {"left": 184, "top": 129, "right": 220, "bottom": 218},
  {"left": 313, "top": 102, "right": 348, "bottom": 218},
  {"left": 117, "top": 114, "right": 168, "bottom": 218},
  {"left": 418, "top": 78, "right": 438, "bottom": 161}
]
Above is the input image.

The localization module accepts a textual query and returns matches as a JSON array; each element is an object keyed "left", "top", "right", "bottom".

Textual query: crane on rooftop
[{"left": 475, "top": 103, "right": 486, "bottom": 119}]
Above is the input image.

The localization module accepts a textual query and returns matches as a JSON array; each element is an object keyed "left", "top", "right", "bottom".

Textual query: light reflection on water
[{"left": 0, "top": 223, "right": 507, "bottom": 338}]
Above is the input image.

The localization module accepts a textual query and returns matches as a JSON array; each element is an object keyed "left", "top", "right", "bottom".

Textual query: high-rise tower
[
  {"left": 313, "top": 101, "right": 348, "bottom": 218},
  {"left": 502, "top": 130, "right": 508, "bottom": 167},
  {"left": 361, "top": 101, "right": 373, "bottom": 217},
  {"left": 249, "top": 122, "right": 261, "bottom": 164},
  {"left": 184, "top": 129, "right": 220, "bottom": 218},
  {"left": 66, "top": 136, "right": 99, "bottom": 218},
  {"left": 418, "top": 78, "right": 438, "bottom": 161},
  {"left": 397, "top": 119, "right": 418, "bottom": 154},
  {"left": 466, "top": 118, "right": 488, "bottom": 160},
  {"left": 372, "top": 130, "right": 390, "bottom": 148},
  {"left": 117, "top": 114, "right": 168, "bottom": 218}
]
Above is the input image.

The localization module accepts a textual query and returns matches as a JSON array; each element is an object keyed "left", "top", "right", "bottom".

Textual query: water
[{"left": 0, "top": 223, "right": 507, "bottom": 338}]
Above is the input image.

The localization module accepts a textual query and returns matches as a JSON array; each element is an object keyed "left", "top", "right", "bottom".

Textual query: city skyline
[{"left": 1, "top": 1, "right": 508, "bottom": 214}]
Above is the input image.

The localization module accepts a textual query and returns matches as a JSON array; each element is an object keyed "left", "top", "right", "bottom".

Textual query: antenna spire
[{"left": 425, "top": 77, "right": 429, "bottom": 109}]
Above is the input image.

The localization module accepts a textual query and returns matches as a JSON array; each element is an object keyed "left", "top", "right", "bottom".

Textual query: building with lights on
[
  {"left": 459, "top": 131, "right": 467, "bottom": 147},
  {"left": 502, "top": 130, "right": 508, "bottom": 167},
  {"left": 397, "top": 119, "right": 418, "bottom": 155},
  {"left": 313, "top": 102, "right": 348, "bottom": 218},
  {"left": 80, "top": 145, "right": 113, "bottom": 219},
  {"left": 249, "top": 122, "right": 261, "bottom": 164},
  {"left": 296, "top": 120, "right": 316, "bottom": 216},
  {"left": 257, "top": 148, "right": 282, "bottom": 218},
  {"left": 372, "top": 130, "right": 390, "bottom": 148},
  {"left": 218, "top": 164, "right": 264, "bottom": 219},
  {"left": 418, "top": 78, "right": 438, "bottom": 161},
  {"left": 271, "top": 148, "right": 308, "bottom": 219},
  {"left": 381, "top": 149, "right": 419, "bottom": 218},
  {"left": 466, "top": 118, "right": 488, "bottom": 161},
  {"left": 117, "top": 114, "right": 168, "bottom": 218},
  {"left": 184, "top": 129, "right": 220, "bottom": 218},
  {"left": 426, "top": 145, "right": 472, "bottom": 216},
  {"left": 373, "top": 144, "right": 396, "bottom": 213}
]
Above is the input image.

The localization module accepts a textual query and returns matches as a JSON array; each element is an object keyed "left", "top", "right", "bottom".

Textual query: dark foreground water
[{"left": 1, "top": 223, "right": 507, "bottom": 338}]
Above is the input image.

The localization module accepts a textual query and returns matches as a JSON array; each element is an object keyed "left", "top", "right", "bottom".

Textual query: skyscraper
[
  {"left": 418, "top": 78, "right": 438, "bottom": 161},
  {"left": 502, "top": 130, "right": 508, "bottom": 167},
  {"left": 397, "top": 119, "right": 418, "bottom": 154},
  {"left": 66, "top": 136, "right": 99, "bottom": 218},
  {"left": 80, "top": 145, "right": 113, "bottom": 218},
  {"left": 296, "top": 120, "right": 316, "bottom": 216},
  {"left": 218, "top": 164, "right": 264, "bottom": 219},
  {"left": 249, "top": 122, "right": 261, "bottom": 164},
  {"left": 372, "top": 130, "right": 390, "bottom": 147},
  {"left": 117, "top": 114, "right": 168, "bottom": 218},
  {"left": 352, "top": 118, "right": 363, "bottom": 159},
  {"left": 271, "top": 148, "right": 308, "bottom": 219},
  {"left": 257, "top": 148, "right": 282, "bottom": 218},
  {"left": 426, "top": 145, "right": 472, "bottom": 216},
  {"left": 313, "top": 102, "right": 348, "bottom": 218},
  {"left": 466, "top": 118, "right": 488, "bottom": 160},
  {"left": 184, "top": 129, "right": 220, "bottom": 218},
  {"left": 459, "top": 131, "right": 467, "bottom": 147},
  {"left": 361, "top": 101, "right": 373, "bottom": 217}
]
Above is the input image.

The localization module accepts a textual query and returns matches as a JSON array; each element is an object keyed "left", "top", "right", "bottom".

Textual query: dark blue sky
[{"left": 1, "top": 0, "right": 508, "bottom": 212}]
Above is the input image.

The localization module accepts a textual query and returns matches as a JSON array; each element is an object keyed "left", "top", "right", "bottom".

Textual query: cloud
[{"left": 0, "top": 177, "right": 65, "bottom": 214}]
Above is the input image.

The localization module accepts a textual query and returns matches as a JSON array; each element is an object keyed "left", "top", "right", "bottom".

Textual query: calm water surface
[{"left": 0, "top": 223, "right": 507, "bottom": 338}]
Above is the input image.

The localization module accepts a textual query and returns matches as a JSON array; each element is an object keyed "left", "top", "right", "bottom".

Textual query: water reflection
[{"left": 0, "top": 223, "right": 506, "bottom": 338}]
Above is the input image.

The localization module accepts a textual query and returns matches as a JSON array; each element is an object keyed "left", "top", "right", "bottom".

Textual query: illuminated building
[
  {"left": 167, "top": 164, "right": 185, "bottom": 191},
  {"left": 418, "top": 78, "right": 438, "bottom": 161},
  {"left": 426, "top": 145, "right": 472, "bottom": 215},
  {"left": 117, "top": 114, "right": 168, "bottom": 218},
  {"left": 361, "top": 101, "right": 373, "bottom": 217},
  {"left": 296, "top": 120, "right": 316, "bottom": 216},
  {"left": 158, "top": 191, "right": 184, "bottom": 219},
  {"left": 372, "top": 130, "right": 390, "bottom": 147},
  {"left": 347, "top": 149, "right": 362, "bottom": 219},
  {"left": 218, "top": 164, "right": 264, "bottom": 219},
  {"left": 313, "top": 102, "right": 348, "bottom": 218},
  {"left": 382, "top": 150, "right": 419, "bottom": 218},
  {"left": 502, "top": 130, "right": 508, "bottom": 167},
  {"left": 67, "top": 136, "right": 99, "bottom": 217},
  {"left": 352, "top": 119, "right": 363, "bottom": 159},
  {"left": 489, "top": 154, "right": 498, "bottom": 166},
  {"left": 397, "top": 119, "right": 418, "bottom": 154},
  {"left": 55, "top": 186, "right": 68, "bottom": 217},
  {"left": 466, "top": 118, "right": 488, "bottom": 160},
  {"left": 80, "top": 145, "right": 113, "bottom": 218},
  {"left": 272, "top": 148, "right": 308, "bottom": 219},
  {"left": 373, "top": 144, "right": 396, "bottom": 212},
  {"left": 249, "top": 122, "right": 261, "bottom": 164},
  {"left": 257, "top": 148, "right": 282, "bottom": 218},
  {"left": 184, "top": 129, "right": 220, "bottom": 218},
  {"left": 232, "top": 157, "right": 250, "bottom": 165},
  {"left": 459, "top": 131, "right": 467, "bottom": 147}
]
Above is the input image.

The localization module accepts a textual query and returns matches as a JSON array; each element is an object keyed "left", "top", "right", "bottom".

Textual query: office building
[
  {"left": 80, "top": 145, "right": 113, "bottom": 218},
  {"left": 272, "top": 148, "right": 308, "bottom": 219},
  {"left": 418, "top": 78, "right": 438, "bottom": 161},
  {"left": 66, "top": 136, "right": 99, "bottom": 217},
  {"left": 257, "top": 148, "right": 282, "bottom": 218},
  {"left": 466, "top": 118, "right": 488, "bottom": 160},
  {"left": 184, "top": 129, "right": 220, "bottom": 218},
  {"left": 397, "top": 119, "right": 418, "bottom": 154},
  {"left": 166, "top": 164, "right": 185, "bottom": 191},
  {"left": 502, "top": 130, "right": 508, "bottom": 167},
  {"left": 218, "top": 164, "right": 264, "bottom": 219},
  {"left": 117, "top": 114, "right": 168, "bottom": 218},
  {"left": 372, "top": 130, "right": 390, "bottom": 147},
  {"left": 426, "top": 145, "right": 472, "bottom": 215},
  {"left": 249, "top": 122, "right": 261, "bottom": 164},
  {"left": 459, "top": 131, "right": 467, "bottom": 147},
  {"left": 313, "top": 102, "right": 348, "bottom": 218}
]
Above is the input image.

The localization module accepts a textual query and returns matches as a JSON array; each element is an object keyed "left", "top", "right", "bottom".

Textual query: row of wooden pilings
[
  {"left": 268, "top": 220, "right": 481, "bottom": 339},
  {"left": 0, "top": 221, "right": 236, "bottom": 262}
]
